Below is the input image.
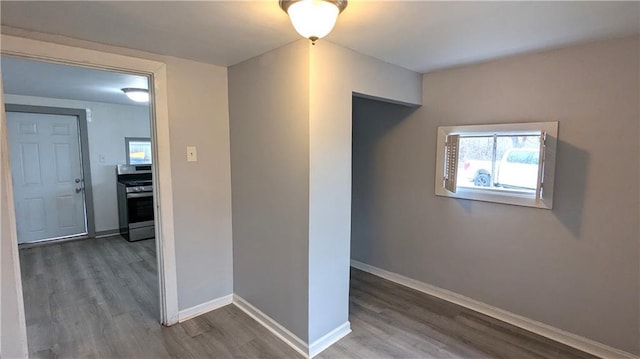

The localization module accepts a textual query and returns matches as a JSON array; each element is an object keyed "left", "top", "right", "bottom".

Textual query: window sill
[{"left": 435, "top": 186, "right": 552, "bottom": 209}]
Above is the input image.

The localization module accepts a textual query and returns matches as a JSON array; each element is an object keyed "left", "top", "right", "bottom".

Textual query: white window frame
[
  {"left": 125, "top": 137, "right": 152, "bottom": 165},
  {"left": 435, "top": 121, "right": 558, "bottom": 209}
]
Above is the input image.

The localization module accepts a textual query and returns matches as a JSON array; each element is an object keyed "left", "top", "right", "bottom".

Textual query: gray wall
[
  {"left": 3, "top": 94, "right": 150, "bottom": 233},
  {"left": 165, "top": 57, "right": 234, "bottom": 310},
  {"left": 308, "top": 41, "right": 422, "bottom": 343},
  {"left": 351, "top": 36, "right": 639, "bottom": 354},
  {"left": 228, "top": 39, "right": 423, "bottom": 345},
  {"left": 229, "top": 40, "right": 310, "bottom": 341}
]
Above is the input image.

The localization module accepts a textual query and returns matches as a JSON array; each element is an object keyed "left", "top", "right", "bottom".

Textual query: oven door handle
[{"left": 127, "top": 192, "right": 153, "bottom": 199}]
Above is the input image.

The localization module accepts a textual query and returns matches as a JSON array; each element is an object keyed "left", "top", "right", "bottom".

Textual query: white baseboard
[
  {"left": 178, "top": 294, "right": 233, "bottom": 322},
  {"left": 176, "top": 293, "right": 350, "bottom": 358},
  {"left": 233, "top": 294, "right": 310, "bottom": 358},
  {"left": 309, "top": 321, "right": 351, "bottom": 358},
  {"left": 351, "top": 260, "right": 638, "bottom": 359},
  {"left": 94, "top": 229, "right": 120, "bottom": 238}
]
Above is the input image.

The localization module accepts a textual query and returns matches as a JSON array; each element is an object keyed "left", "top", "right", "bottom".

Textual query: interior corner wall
[
  {"left": 307, "top": 41, "right": 422, "bottom": 343},
  {"left": 350, "top": 36, "right": 640, "bottom": 355},
  {"left": 229, "top": 40, "right": 311, "bottom": 342},
  {"left": 2, "top": 94, "right": 150, "bottom": 234}
]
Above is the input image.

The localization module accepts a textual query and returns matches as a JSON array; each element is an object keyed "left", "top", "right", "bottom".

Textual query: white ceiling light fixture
[
  {"left": 280, "top": 0, "right": 348, "bottom": 45},
  {"left": 121, "top": 88, "right": 149, "bottom": 103}
]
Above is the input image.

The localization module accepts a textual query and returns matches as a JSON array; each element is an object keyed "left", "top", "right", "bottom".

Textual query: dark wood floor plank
[
  {"left": 319, "top": 268, "right": 598, "bottom": 359},
  {"left": 182, "top": 315, "right": 214, "bottom": 338},
  {"left": 20, "top": 238, "right": 598, "bottom": 359}
]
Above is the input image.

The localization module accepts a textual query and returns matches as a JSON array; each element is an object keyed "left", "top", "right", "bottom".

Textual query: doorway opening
[
  {"left": 1, "top": 36, "right": 178, "bottom": 357},
  {"left": 348, "top": 95, "right": 419, "bottom": 354},
  {"left": 2, "top": 55, "right": 158, "bottom": 355}
]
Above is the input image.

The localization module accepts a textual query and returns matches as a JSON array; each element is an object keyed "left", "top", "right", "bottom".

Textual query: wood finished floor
[
  {"left": 20, "top": 237, "right": 596, "bottom": 359},
  {"left": 318, "top": 270, "right": 596, "bottom": 359}
]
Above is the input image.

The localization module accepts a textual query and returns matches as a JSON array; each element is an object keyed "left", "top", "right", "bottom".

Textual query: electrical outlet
[{"left": 187, "top": 146, "right": 197, "bottom": 162}]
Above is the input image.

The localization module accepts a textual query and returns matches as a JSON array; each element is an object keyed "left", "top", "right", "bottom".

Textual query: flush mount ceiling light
[
  {"left": 121, "top": 88, "right": 149, "bottom": 103},
  {"left": 279, "top": 0, "right": 348, "bottom": 45}
]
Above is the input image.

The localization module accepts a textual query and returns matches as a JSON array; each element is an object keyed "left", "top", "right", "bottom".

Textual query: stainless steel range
[{"left": 116, "top": 164, "right": 154, "bottom": 241}]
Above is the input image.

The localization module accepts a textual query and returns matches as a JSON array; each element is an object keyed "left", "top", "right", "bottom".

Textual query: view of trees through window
[{"left": 456, "top": 134, "right": 540, "bottom": 192}]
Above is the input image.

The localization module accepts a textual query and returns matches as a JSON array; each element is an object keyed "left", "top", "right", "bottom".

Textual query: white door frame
[
  {"left": 0, "top": 71, "right": 29, "bottom": 358},
  {"left": 0, "top": 36, "right": 179, "bottom": 334}
]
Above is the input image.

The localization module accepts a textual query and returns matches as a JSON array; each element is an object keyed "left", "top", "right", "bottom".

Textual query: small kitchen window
[
  {"left": 125, "top": 137, "right": 152, "bottom": 165},
  {"left": 435, "top": 122, "right": 558, "bottom": 209}
]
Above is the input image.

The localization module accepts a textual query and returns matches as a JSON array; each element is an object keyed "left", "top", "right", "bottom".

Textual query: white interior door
[{"left": 6, "top": 112, "right": 86, "bottom": 243}]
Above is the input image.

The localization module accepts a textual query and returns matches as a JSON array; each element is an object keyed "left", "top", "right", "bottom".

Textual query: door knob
[
  {"left": 75, "top": 187, "right": 83, "bottom": 193},
  {"left": 75, "top": 178, "right": 82, "bottom": 183}
]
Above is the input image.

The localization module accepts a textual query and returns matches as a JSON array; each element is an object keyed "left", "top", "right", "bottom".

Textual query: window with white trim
[
  {"left": 435, "top": 122, "right": 558, "bottom": 209},
  {"left": 126, "top": 137, "right": 152, "bottom": 165}
]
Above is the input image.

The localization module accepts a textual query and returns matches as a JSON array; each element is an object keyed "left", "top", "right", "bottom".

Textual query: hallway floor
[
  {"left": 20, "top": 236, "right": 300, "bottom": 358},
  {"left": 20, "top": 237, "right": 594, "bottom": 358}
]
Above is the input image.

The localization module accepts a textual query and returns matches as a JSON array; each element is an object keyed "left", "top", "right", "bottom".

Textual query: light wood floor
[{"left": 20, "top": 237, "right": 595, "bottom": 358}]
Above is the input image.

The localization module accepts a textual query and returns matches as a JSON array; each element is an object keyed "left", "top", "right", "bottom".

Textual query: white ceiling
[
  {"left": 1, "top": 1, "right": 638, "bottom": 73},
  {"left": 1, "top": 56, "right": 149, "bottom": 105},
  {"left": 0, "top": 1, "right": 298, "bottom": 68},
  {"left": 328, "top": 1, "right": 640, "bottom": 72}
]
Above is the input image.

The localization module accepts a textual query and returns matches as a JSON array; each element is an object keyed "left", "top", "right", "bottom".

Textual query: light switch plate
[{"left": 187, "top": 146, "right": 197, "bottom": 162}]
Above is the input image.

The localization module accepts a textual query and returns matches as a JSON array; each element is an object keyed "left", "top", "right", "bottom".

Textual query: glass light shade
[
  {"left": 122, "top": 88, "right": 149, "bottom": 103},
  {"left": 287, "top": 0, "right": 340, "bottom": 41}
]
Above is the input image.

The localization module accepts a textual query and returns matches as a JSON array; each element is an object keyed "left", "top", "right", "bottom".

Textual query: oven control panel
[{"left": 125, "top": 186, "right": 153, "bottom": 193}]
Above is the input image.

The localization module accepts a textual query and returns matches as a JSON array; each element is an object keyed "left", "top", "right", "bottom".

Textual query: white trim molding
[
  {"left": 351, "top": 260, "right": 639, "bottom": 359},
  {"left": 178, "top": 294, "right": 351, "bottom": 358},
  {"left": 233, "top": 295, "right": 309, "bottom": 357},
  {"left": 94, "top": 229, "right": 120, "bottom": 238},
  {"left": 178, "top": 294, "right": 233, "bottom": 323},
  {"left": 309, "top": 321, "right": 351, "bottom": 358},
  {"left": 0, "top": 75, "right": 29, "bottom": 358}
]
